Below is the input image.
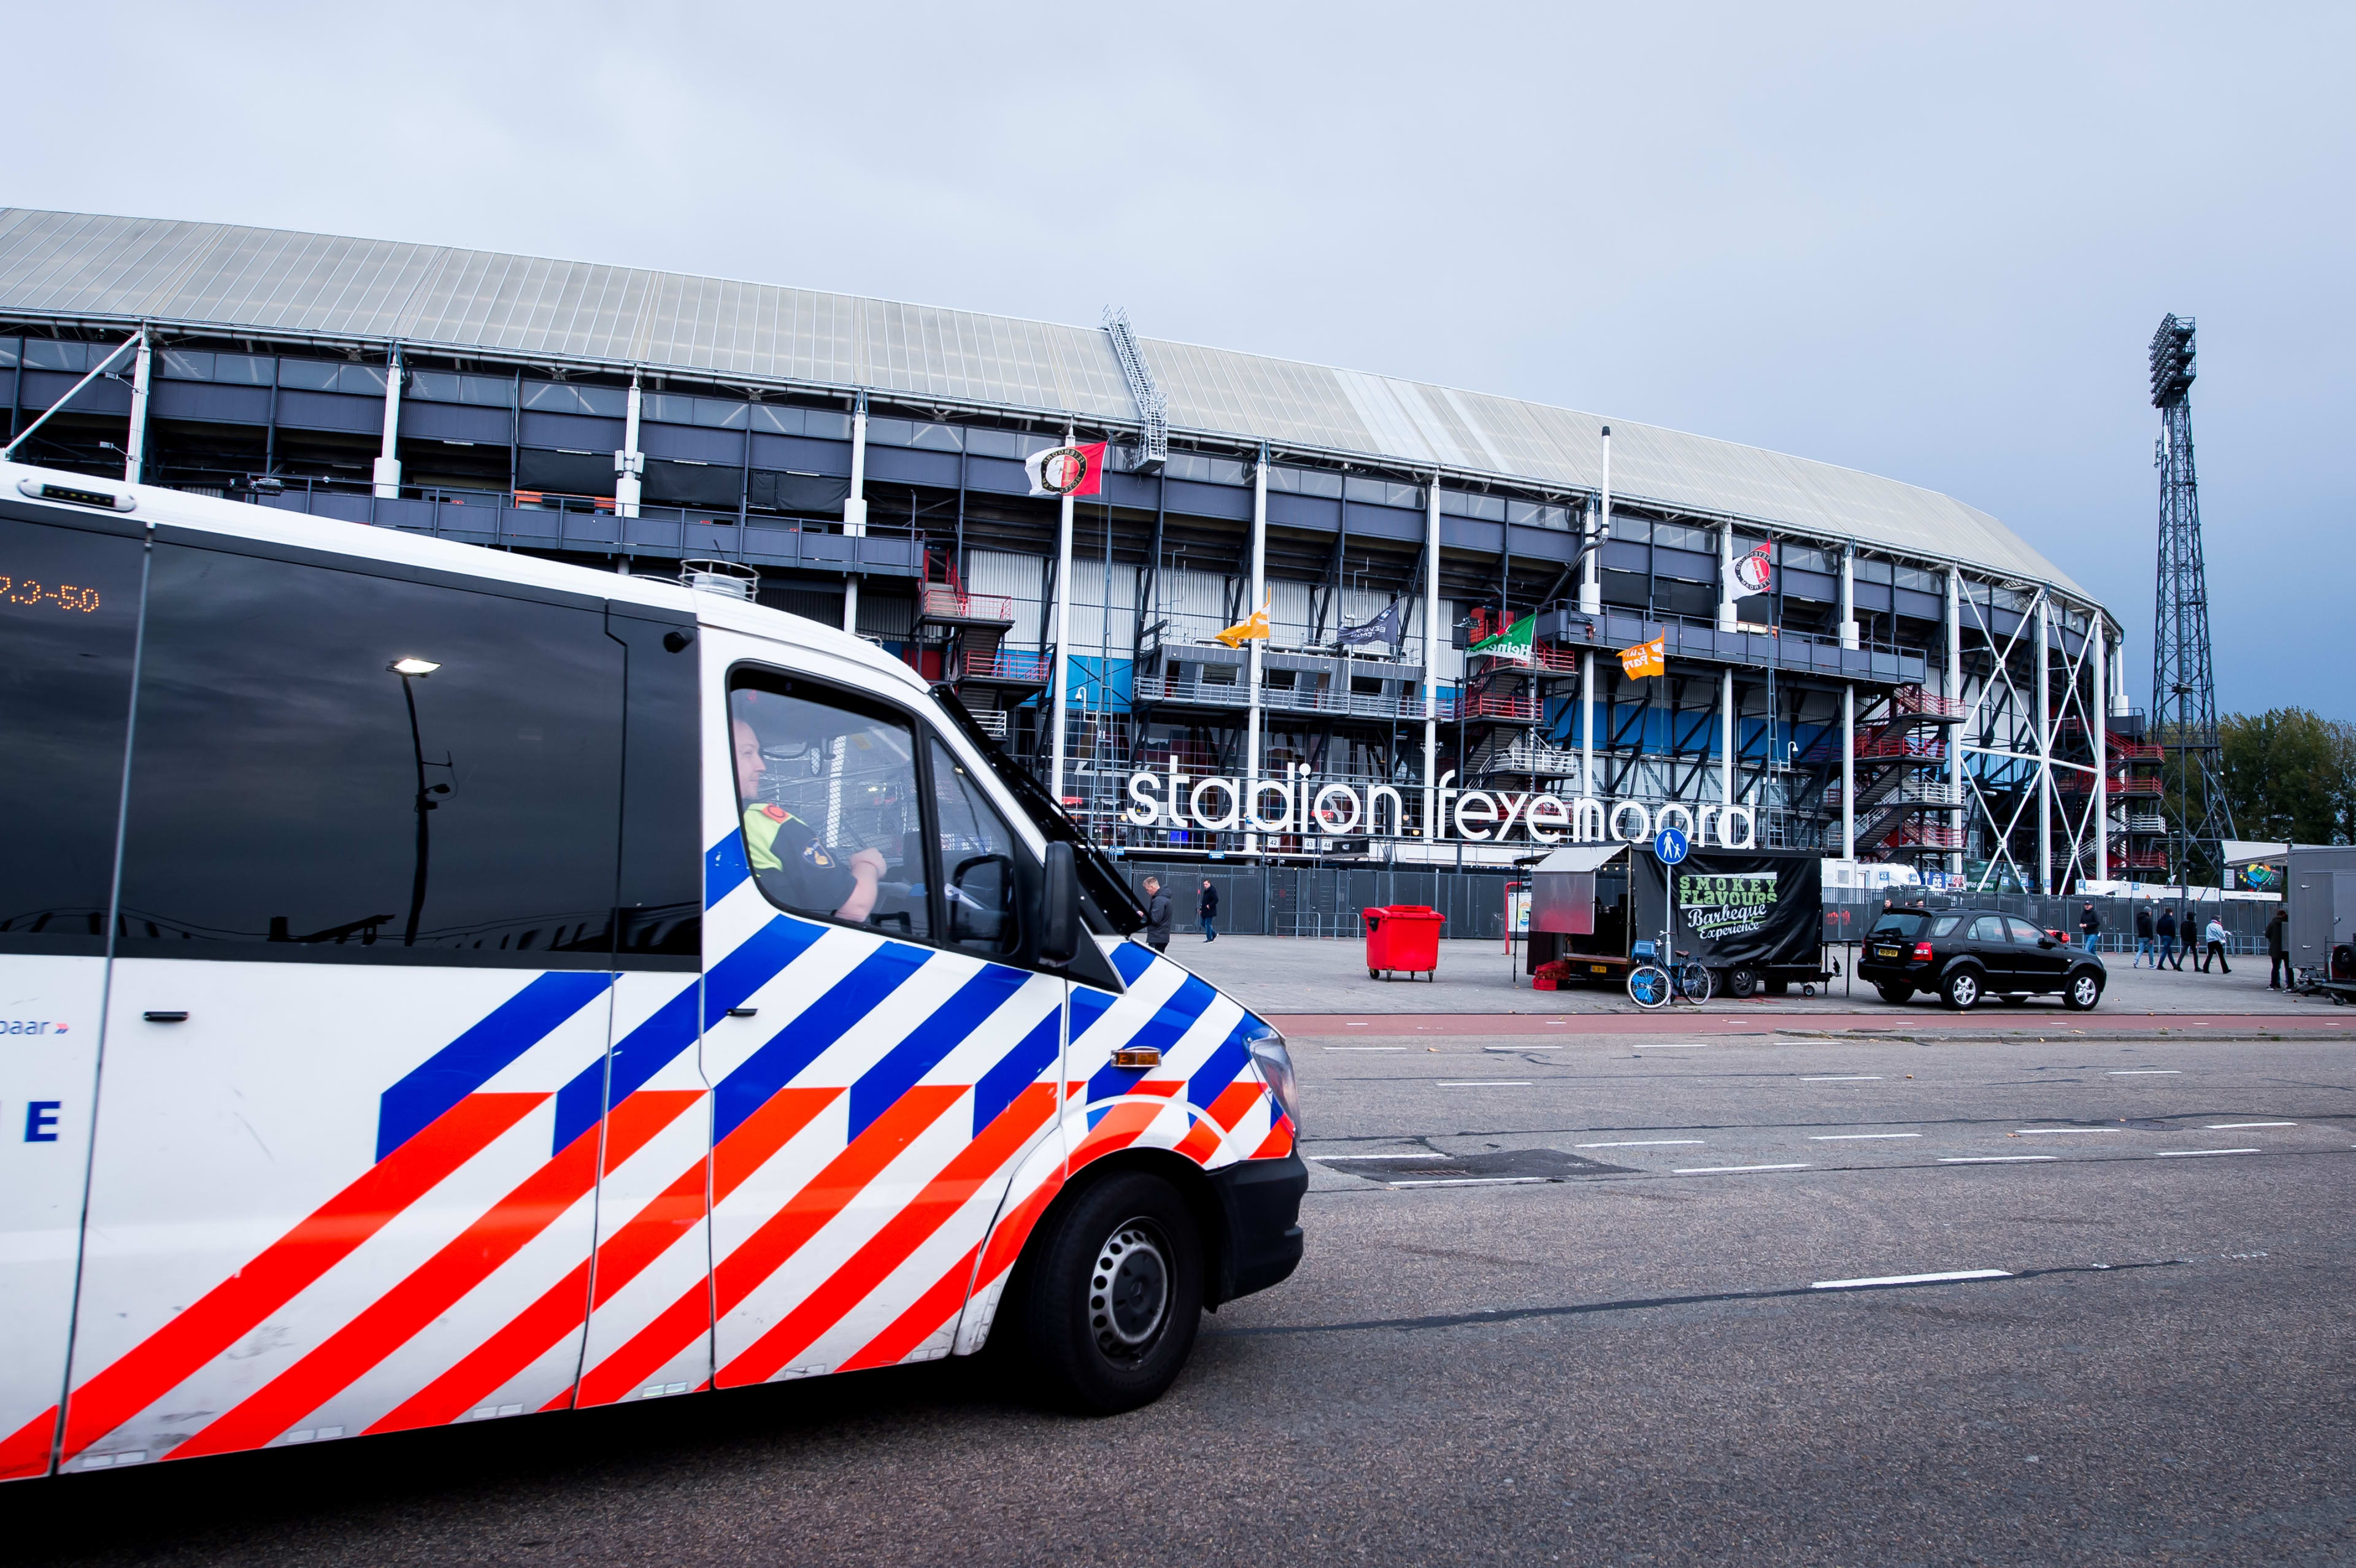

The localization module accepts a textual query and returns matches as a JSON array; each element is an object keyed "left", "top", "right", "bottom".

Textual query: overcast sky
[{"left": 16, "top": 2, "right": 2349, "bottom": 718}]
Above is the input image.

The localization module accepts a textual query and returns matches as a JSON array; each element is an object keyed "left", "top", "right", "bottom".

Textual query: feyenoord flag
[
  {"left": 1214, "top": 599, "right": 1271, "bottom": 648},
  {"left": 1025, "top": 440, "right": 1107, "bottom": 498},
  {"left": 1619, "top": 635, "right": 1665, "bottom": 679},
  {"left": 1468, "top": 612, "right": 1536, "bottom": 664}
]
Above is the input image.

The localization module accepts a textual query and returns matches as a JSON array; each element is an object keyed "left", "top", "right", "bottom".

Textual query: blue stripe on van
[
  {"left": 1085, "top": 974, "right": 1218, "bottom": 1103},
  {"left": 1111, "top": 942, "right": 1157, "bottom": 984},
  {"left": 712, "top": 941, "right": 931, "bottom": 1143},
  {"left": 847, "top": 963, "right": 1033, "bottom": 1140},
  {"left": 1187, "top": 1017, "right": 1257, "bottom": 1110},
  {"left": 375, "top": 970, "right": 614, "bottom": 1162},
  {"left": 972, "top": 1007, "right": 1063, "bottom": 1137},
  {"left": 706, "top": 831, "right": 750, "bottom": 905},
  {"left": 549, "top": 913, "right": 828, "bottom": 1153}
]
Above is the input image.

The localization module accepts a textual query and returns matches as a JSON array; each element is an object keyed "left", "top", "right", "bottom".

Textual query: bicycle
[{"left": 1626, "top": 945, "right": 1714, "bottom": 1009}]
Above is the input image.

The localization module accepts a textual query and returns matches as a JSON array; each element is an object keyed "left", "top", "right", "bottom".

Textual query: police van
[{"left": 0, "top": 462, "right": 1304, "bottom": 1480}]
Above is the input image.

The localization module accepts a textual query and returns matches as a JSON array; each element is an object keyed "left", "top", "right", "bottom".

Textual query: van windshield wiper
[{"left": 931, "top": 684, "right": 1144, "bottom": 936}]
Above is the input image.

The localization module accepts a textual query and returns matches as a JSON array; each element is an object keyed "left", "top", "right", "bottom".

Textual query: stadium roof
[{"left": 0, "top": 208, "right": 2084, "bottom": 599}]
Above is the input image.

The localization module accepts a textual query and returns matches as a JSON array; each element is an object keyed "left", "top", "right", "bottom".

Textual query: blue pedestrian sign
[{"left": 1653, "top": 826, "right": 1689, "bottom": 864}]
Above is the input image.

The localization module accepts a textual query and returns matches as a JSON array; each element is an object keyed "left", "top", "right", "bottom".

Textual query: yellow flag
[
  {"left": 1619, "top": 636, "right": 1665, "bottom": 679},
  {"left": 1215, "top": 599, "right": 1271, "bottom": 648}
]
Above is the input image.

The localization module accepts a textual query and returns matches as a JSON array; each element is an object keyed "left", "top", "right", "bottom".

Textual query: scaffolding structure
[{"left": 2147, "top": 313, "right": 2235, "bottom": 885}]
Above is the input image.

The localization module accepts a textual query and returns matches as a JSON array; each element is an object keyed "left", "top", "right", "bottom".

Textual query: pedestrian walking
[
  {"left": 1141, "top": 876, "right": 1172, "bottom": 953},
  {"left": 2133, "top": 902, "right": 2155, "bottom": 968},
  {"left": 2155, "top": 906, "right": 2182, "bottom": 970},
  {"left": 2198, "top": 914, "right": 2232, "bottom": 974},
  {"left": 2267, "top": 905, "right": 2291, "bottom": 989},
  {"left": 2078, "top": 900, "right": 2102, "bottom": 955},
  {"left": 1199, "top": 878, "right": 1219, "bottom": 942}
]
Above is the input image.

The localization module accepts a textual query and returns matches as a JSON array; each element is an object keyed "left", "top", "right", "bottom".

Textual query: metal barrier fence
[
  {"left": 1118, "top": 863, "right": 1519, "bottom": 942},
  {"left": 1824, "top": 893, "right": 2276, "bottom": 954}
]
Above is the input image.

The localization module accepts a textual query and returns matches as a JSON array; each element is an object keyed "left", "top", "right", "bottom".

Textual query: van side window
[
  {"left": 115, "top": 542, "right": 627, "bottom": 966},
  {"left": 930, "top": 737, "right": 1022, "bottom": 957},
  {"left": 0, "top": 513, "right": 144, "bottom": 955},
  {"left": 609, "top": 612, "right": 702, "bottom": 963},
  {"left": 729, "top": 675, "right": 928, "bottom": 938}
]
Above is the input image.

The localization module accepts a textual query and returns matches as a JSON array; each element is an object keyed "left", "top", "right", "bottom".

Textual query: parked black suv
[{"left": 1857, "top": 907, "right": 2106, "bottom": 1011}]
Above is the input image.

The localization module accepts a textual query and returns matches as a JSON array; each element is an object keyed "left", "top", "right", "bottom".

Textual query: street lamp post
[{"left": 388, "top": 658, "right": 447, "bottom": 947}]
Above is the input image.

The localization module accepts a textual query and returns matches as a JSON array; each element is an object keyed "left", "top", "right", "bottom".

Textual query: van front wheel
[{"left": 1018, "top": 1170, "right": 1203, "bottom": 1415}]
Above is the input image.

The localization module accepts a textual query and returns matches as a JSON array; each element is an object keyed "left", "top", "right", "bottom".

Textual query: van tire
[{"left": 1017, "top": 1170, "right": 1203, "bottom": 1415}]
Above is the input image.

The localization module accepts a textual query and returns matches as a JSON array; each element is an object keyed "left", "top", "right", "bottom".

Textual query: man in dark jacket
[
  {"left": 2134, "top": 902, "right": 2155, "bottom": 967},
  {"left": 2078, "top": 901, "right": 2102, "bottom": 954},
  {"left": 2268, "top": 905, "right": 2290, "bottom": 989},
  {"left": 1199, "top": 878, "right": 1219, "bottom": 942},
  {"left": 2156, "top": 905, "right": 2182, "bottom": 970},
  {"left": 1141, "top": 876, "right": 1172, "bottom": 952}
]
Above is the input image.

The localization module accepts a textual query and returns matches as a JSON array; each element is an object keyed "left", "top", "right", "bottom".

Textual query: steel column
[
  {"left": 2092, "top": 620, "right": 2109, "bottom": 883},
  {"left": 1841, "top": 684, "right": 1855, "bottom": 859},
  {"left": 1245, "top": 450, "right": 1268, "bottom": 852},
  {"left": 2036, "top": 598, "right": 2052, "bottom": 894},
  {"left": 616, "top": 374, "right": 644, "bottom": 518},
  {"left": 1947, "top": 566, "right": 1964, "bottom": 877},
  {"left": 1049, "top": 421, "right": 1076, "bottom": 805},
  {"left": 371, "top": 344, "right": 402, "bottom": 498},
  {"left": 123, "top": 330, "right": 152, "bottom": 485},
  {"left": 1720, "top": 669, "right": 1734, "bottom": 805},
  {"left": 1422, "top": 468, "right": 1440, "bottom": 837},
  {"left": 843, "top": 395, "right": 868, "bottom": 634}
]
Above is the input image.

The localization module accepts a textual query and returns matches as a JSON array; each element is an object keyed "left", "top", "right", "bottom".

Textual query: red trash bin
[{"left": 1363, "top": 905, "right": 1444, "bottom": 980}]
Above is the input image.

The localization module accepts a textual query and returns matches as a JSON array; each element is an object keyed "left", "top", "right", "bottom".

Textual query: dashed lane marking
[
  {"left": 1809, "top": 1132, "right": 1921, "bottom": 1141},
  {"left": 2014, "top": 1127, "right": 2121, "bottom": 1134},
  {"left": 1941, "top": 1155, "right": 2058, "bottom": 1163},
  {"left": 2109, "top": 1069, "right": 2182, "bottom": 1075},
  {"left": 2156, "top": 1148, "right": 2261, "bottom": 1158},
  {"left": 1390, "top": 1176, "right": 1552, "bottom": 1188},
  {"left": 1802, "top": 1075, "right": 1883, "bottom": 1081},
  {"left": 1313, "top": 1153, "right": 1449, "bottom": 1161},
  {"left": 1436, "top": 1080, "right": 1533, "bottom": 1087},
  {"left": 1812, "top": 1269, "right": 2012, "bottom": 1290},
  {"left": 1323, "top": 1045, "right": 1407, "bottom": 1051},
  {"left": 1576, "top": 1139, "right": 1705, "bottom": 1148},
  {"left": 1673, "top": 1163, "right": 1811, "bottom": 1174},
  {"left": 2206, "top": 1121, "right": 2293, "bottom": 1129}
]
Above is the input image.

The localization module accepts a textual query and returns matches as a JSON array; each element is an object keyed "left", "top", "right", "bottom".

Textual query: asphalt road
[{"left": 7, "top": 1028, "right": 2352, "bottom": 1566}]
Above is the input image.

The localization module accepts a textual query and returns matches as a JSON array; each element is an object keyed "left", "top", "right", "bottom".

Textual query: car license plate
[
  {"left": 1590, "top": 964, "right": 1608, "bottom": 974},
  {"left": 1876, "top": 945, "right": 1903, "bottom": 959}
]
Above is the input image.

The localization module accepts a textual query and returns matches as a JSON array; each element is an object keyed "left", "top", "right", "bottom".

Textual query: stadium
[{"left": 0, "top": 208, "right": 2147, "bottom": 894}]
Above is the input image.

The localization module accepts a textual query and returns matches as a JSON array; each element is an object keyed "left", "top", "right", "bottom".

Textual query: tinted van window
[
  {"left": 0, "top": 511, "right": 144, "bottom": 953},
  {"left": 116, "top": 542, "right": 627, "bottom": 966},
  {"left": 609, "top": 611, "right": 701, "bottom": 963}
]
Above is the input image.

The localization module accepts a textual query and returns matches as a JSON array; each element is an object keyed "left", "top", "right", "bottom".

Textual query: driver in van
[{"left": 732, "top": 717, "right": 885, "bottom": 923}]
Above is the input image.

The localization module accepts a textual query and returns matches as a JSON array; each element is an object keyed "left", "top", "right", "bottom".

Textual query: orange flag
[{"left": 1619, "top": 636, "right": 1665, "bottom": 679}]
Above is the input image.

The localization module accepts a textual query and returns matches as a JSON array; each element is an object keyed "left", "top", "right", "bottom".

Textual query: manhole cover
[{"left": 1319, "top": 1148, "right": 1634, "bottom": 1184}]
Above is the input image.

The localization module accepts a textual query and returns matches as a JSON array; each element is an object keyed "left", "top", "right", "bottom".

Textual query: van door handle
[
  {"left": 144, "top": 1011, "right": 190, "bottom": 1023},
  {"left": 727, "top": 1007, "right": 758, "bottom": 1019}
]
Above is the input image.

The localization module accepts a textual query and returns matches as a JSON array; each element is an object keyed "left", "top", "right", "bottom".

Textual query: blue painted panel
[
  {"left": 642, "top": 421, "right": 744, "bottom": 464},
  {"left": 151, "top": 381, "right": 270, "bottom": 425},
  {"left": 866, "top": 444, "right": 959, "bottom": 487},
  {"left": 1853, "top": 582, "right": 1893, "bottom": 613},
  {"left": 1163, "top": 478, "right": 1252, "bottom": 520},
  {"left": 964, "top": 454, "right": 1031, "bottom": 494},
  {"left": 1508, "top": 523, "right": 1578, "bottom": 561},
  {"left": 402, "top": 400, "right": 509, "bottom": 444},
  {"left": 1441, "top": 517, "right": 1503, "bottom": 554},
  {"left": 1347, "top": 501, "right": 1424, "bottom": 542},
  {"left": 749, "top": 432, "right": 852, "bottom": 475},
  {"left": 19, "top": 369, "right": 130, "bottom": 415},
  {"left": 519, "top": 409, "right": 626, "bottom": 450},
  {"left": 274, "top": 388, "right": 382, "bottom": 433},
  {"left": 1268, "top": 491, "right": 1340, "bottom": 532},
  {"left": 1101, "top": 471, "right": 1158, "bottom": 509},
  {"left": 1654, "top": 547, "right": 1717, "bottom": 584},
  {"left": 1895, "top": 588, "right": 1942, "bottom": 621},
  {"left": 1781, "top": 569, "right": 1837, "bottom": 602}
]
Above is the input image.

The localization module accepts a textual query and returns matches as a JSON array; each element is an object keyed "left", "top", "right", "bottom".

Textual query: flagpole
[
  {"left": 1245, "top": 447, "right": 1268, "bottom": 854},
  {"left": 1049, "top": 423, "right": 1076, "bottom": 812},
  {"left": 1423, "top": 474, "right": 1441, "bottom": 845}
]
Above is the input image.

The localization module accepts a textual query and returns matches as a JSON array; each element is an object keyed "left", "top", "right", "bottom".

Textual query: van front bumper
[{"left": 1209, "top": 1151, "right": 1306, "bottom": 1304}]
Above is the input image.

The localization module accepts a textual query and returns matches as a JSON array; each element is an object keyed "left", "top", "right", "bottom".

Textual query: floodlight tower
[{"left": 2147, "top": 313, "right": 2234, "bottom": 886}]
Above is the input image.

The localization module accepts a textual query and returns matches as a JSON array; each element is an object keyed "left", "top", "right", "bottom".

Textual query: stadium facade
[{"left": 0, "top": 209, "right": 2151, "bottom": 891}]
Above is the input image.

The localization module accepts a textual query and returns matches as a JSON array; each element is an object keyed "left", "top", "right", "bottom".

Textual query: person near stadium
[
  {"left": 2078, "top": 901, "right": 2101, "bottom": 954},
  {"left": 2155, "top": 906, "right": 2182, "bottom": 970},
  {"left": 2268, "top": 906, "right": 2291, "bottom": 989},
  {"left": 2197, "top": 913, "right": 2232, "bottom": 974},
  {"left": 1141, "top": 876, "right": 1173, "bottom": 953},
  {"left": 1199, "top": 879, "right": 1219, "bottom": 942},
  {"left": 2133, "top": 902, "right": 2155, "bottom": 967}
]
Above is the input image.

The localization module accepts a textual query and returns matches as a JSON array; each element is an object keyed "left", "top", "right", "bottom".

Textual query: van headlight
[{"left": 1247, "top": 1029, "right": 1300, "bottom": 1131}]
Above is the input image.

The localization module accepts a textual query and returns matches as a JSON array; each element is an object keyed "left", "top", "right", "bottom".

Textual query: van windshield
[{"left": 930, "top": 684, "right": 1144, "bottom": 935}]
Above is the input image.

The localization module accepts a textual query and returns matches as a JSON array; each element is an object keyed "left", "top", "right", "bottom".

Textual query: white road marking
[
  {"left": 1315, "top": 1153, "right": 1449, "bottom": 1161},
  {"left": 1324, "top": 1045, "right": 1406, "bottom": 1052},
  {"left": 1812, "top": 1269, "right": 2012, "bottom": 1290},
  {"left": 1803, "top": 1075, "right": 1883, "bottom": 1081},
  {"left": 1576, "top": 1139, "right": 1706, "bottom": 1148},
  {"left": 1640, "top": 1043, "right": 1709, "bottom": 1049},
  {"left": 1673, "top": 1163, "right": 1811, "bottom": 1174},
  {"left": 1436, "top": 1080, "right": 1533, "bottom": 1087},
  {"left": 2156, "top": 1148, "right": 2260, "bottom": 1157},
  {"left": 1940, "top": 1155, "right": 2058, "bottom": 1163},
  {"left": 2014, "top": 1127, "right": 2121, "bottom": 1134},
  {"left": 1345, "top": 1021, "right": 1368, "bottom": 1026},
  {"left": 1390, "top": 1176, "right": 1551, "bottom": 1188},
  {"left": 2108, "top": 1069, "right": 2182, "bottom": 1075},
  {"left": 1809, "top": 1132, "right": 1921, "bottom": 1141},
  {"left": 1485, "top": 1044, "right": 1558, "bottom": 1051},
  {"left": 2206, "top": 1121, "right": 2293, "bottom": 1129}
]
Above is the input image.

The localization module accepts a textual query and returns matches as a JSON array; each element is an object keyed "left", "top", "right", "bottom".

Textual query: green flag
[{"left": 1468, "top": 612, "right": 1536, "bottom": 664}]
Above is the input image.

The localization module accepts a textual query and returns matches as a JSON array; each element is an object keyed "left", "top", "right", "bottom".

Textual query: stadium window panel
[
  {"left": 961, "top": 426, "right": 1022, "bottom": 458},
  {"left": 1601, "top": 569, "right": 1649, "bottom": 608},
  {"left": 409, "top": 371, "right": 515, "bottom": 407},
  {"left": 212, "top": 354, "right": 274, "bottom": 386},
  {"left": 1854, "top": 558, "right": 1893, "bottom": 584},
  {"left": 280, "top": 359, "right": 385, "bottom": 396},
  {"left": 1653, "top": 523, "right": 1712, "bottom": 552},
  {"left": 1507, "top": 500, "right": 1568, "bottom": 529},
  {"left": 1894, "top": 565, "right": 1940, "bottom": 591},
  {"left": 1780, "top": 542, "right": 1831, "bottom": 572},
  {"left": 1609, "top": 515, "right": 1652, "bottom": 543},
  {"left": 1276, "top": 466, "right": 1344, "bottom": 498},
  {"left": 21, "top": 340, "right": 92, "bottom": 372},
  {"left": 0, "top": 337, "right": 17, "bottom": 368},
  {"left": 160, "top": 350, "right": 214, "bottom": 381},
  {"left": 751, "top": 404, "right": 805, "bottom": 436},
  {"left": 905, "top": 422, "right": 962, "bottom": 452},
  {"left": 523, "top": 381, "right": 628, "bottom": 418}
]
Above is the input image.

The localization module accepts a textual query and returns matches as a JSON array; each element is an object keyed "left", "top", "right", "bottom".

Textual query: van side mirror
[{"left": 1037, "top": 842, "right": 1082, "bottom": 966}]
